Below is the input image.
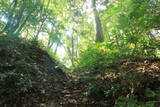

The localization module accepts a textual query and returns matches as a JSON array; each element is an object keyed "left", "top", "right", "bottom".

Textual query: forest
[{"left": 0, "top": 0, "right": 160, "bottom": 106}]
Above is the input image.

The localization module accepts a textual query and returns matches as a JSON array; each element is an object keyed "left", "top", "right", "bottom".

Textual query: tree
[
  {"left": 0, "top": 0, "right": 45, "bottom": 37},
  {"left": 90, "top": 0, "right": 104, "bottom": 42},
  {"left": 101, "top": 0, "right": 160, "bottom": 56}
]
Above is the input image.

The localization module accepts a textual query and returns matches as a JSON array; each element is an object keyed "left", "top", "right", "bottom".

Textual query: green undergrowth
[
  {"left": 76, "top": 43, "right": 160, "bottom": 106},
  {"left": 81, "top": 70, "right": 160, "bottom": 106},
  {"left": 76, "top": 42, "right": 159, "bottom": 72}
]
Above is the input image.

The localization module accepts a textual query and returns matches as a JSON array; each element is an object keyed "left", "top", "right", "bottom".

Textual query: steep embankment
[
  {"left": 60, "top": 58, "right": 160, "bottom": 107},
  {"left": 0, "top": 36, "right": 67, "bottom": 107}
]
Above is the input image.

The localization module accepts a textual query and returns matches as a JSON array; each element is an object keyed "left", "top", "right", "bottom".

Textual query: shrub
[
  {"left": 0, "top": 58, "right": 39, "bottom": 95},
  {"left": 76, "top": 42, "right": 134, "bottom": 72}
]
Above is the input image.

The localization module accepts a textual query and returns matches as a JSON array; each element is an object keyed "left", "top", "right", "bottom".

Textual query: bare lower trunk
[{"left": 91, "top": 0, "right": 104, "bottom": 42}]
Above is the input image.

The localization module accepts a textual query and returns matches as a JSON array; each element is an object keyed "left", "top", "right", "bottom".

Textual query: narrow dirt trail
[
  {"left": 53, "top": 73, "right": 100, "bottom": 107},
  {"left": 57, "top": 75, "right": 88, "bottom": 105}
]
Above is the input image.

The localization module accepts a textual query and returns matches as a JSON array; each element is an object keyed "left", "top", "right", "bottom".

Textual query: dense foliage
[
  {"left": 101, "top": 0, "right": 160, "bottom": 57},
  {"left": 0, "top": 0, "right": 160, "bottom": 106}
]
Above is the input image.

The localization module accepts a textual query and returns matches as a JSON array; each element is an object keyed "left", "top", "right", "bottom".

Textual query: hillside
[
  {"left": 0, "top": 36, "right": 67, "bottom": 107},
  {"left": 0, "top": 36, "right": 160, "bottom": 107}
]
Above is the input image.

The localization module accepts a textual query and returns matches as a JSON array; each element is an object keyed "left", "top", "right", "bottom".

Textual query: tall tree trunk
[
  {"left": 15, "top": 10, "right": 33, "bottom": 35},
  {"left": 71, "top": 34, "right": 75, "bottom": 67},
  {"left": 91, "top": 0, "right": 104, "bottom": 42},
  {"left": 47, "top": 39, "right": 54, "bottom": 49},
  {"left": 34, "top": 18, "right": 46, "bottom": 40},
  {"left": 8, "top": 0, "right": 26, "bottom": 36},
  {"left": 54, "top": 39, "right": 60, "bottom": 54},
  {"left": 3, "top": 0, "right": 18, "bottom": 34}
]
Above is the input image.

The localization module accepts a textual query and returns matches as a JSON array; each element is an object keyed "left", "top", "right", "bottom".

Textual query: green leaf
[{"left": 145, "top": 88, "right": 156, "bottom": 98}]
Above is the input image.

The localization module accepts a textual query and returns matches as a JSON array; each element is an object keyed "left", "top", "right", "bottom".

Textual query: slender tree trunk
[
  {"left": 91, "top": 0, "right": 104, "bottom": 42},
  {"left": 34, "top": 18, "right": 46, "bottom": 40},
  {"left": 3, "top": 0, "right": 18, "bottom": 34},
  {"left": 47, "top": 39, "right": 54, "bottom": 49},
  {"left": 8, "top": 0, "right": 26, "bottom": 36},
  {"left": 54, "top": 40, "right": 60, "bottom": 54},
  {"left": 15, "top": 10, "right": 33, "bottom": 35},
  {"left": 71, "top": 34, "right": 75, "bottom": 67}
]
